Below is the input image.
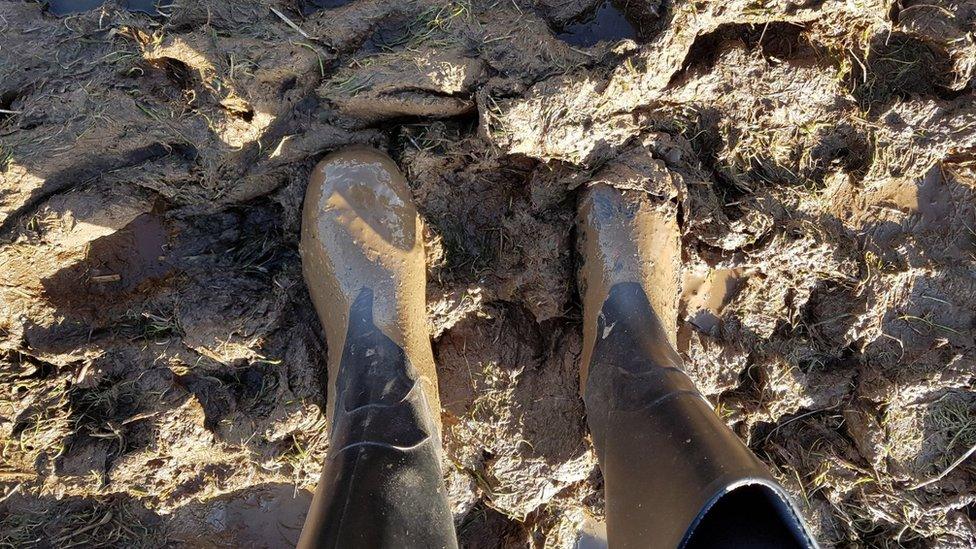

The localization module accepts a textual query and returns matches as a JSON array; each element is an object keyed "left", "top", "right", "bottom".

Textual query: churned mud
[{"left": 1, "top": 0, "right": 975, "bottom": 547}]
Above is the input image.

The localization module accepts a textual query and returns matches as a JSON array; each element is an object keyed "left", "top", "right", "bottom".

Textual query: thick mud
[{"left": 1, "top": 0, "right": 975, "bottom": 547}]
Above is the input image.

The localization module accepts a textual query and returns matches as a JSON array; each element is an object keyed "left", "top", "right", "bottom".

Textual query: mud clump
[{"left": 1, "top": 0, "right": 976, "bottom": 546}]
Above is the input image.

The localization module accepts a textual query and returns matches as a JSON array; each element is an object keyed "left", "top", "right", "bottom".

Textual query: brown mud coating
[
  {"left": 299, "top": 146, "right": 441, "bottom": 433},
  {"left": 577, "top": 182, "right": 682, "bottom": 391},
  {"left": 3, "top": 0, "right": 976, "bottom": 544}
]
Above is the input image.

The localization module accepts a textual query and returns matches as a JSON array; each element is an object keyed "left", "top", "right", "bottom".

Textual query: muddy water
[
  {"left": 576, "top": 516, "right": 608, "bottom": 549},
  {"left": 46, "top": 0, "right": 106, "bottom": 16},
  {"left": 46, "top": 0, "right": 161, "bottom": 16},
  {"left": 556, "top": 0, "right": 638, "bottom": 47},
  {"left": 299, "top": 146, "right": 441, "bottom": 428},
  {"left": 98, "top": 213, "right": 169, "bottom": 290},
  {"left": 121, "top": 0, "right": 161, "bottom": 15},
  {"left": 171, "top": 485, "right": 311, "bottom": 547}
]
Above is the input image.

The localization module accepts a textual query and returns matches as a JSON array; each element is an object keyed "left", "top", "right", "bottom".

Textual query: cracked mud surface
[{"left": 1, "top": 0, "right": 975, "bottom": 546}]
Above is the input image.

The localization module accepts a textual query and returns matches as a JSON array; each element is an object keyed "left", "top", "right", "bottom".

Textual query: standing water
[
  {"left": 46, "top": 0, "right": 106, "bottom": 16},
  {"left": 46, "top": 0, "right": 162, "bottom": 16},
  {"left": 556, "top": 0, "right": 638, "bottom": 47}
]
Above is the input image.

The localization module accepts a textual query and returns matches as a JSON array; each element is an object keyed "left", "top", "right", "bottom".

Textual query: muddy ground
[{"left": 1, "top": 0, "right": 975, "bottom": 546}]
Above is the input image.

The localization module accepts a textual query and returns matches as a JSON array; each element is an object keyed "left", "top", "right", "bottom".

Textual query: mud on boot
[
  {"left": 577, "top": 182, "right": 816, "bottom": 549},
  {"left": 297, "top": 147, "right": 456, "bottom": 549}
]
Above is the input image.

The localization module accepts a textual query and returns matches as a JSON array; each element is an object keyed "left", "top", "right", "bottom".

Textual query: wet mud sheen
[{"left": 555, "top": 0, "right": 661, "bottom": 47}]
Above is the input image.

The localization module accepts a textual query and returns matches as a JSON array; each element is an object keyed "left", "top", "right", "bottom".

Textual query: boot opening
[{"left": 683, "top": 484, "right": 809, "bottom": 549}]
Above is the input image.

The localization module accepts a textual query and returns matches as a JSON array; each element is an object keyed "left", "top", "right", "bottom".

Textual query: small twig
[
  {"left": 848, "top": 47, "right": 868, "bottom": 84},
  {"left": 908, "top": 440, "right": 976, "bottom": 490},
  {"left": 54, "top": 511, "right": 113, "bottom": 543},
  {"left": 757, "top": 22, "right": 770, "bottom": 49},
  {"left": 0, "top": 483, "right": 22, "bottom": 504},
  {"left": 270, "top": 7, "right": 311, "bottom": 40},
  {"left": 0, "top": 109, "right": 21, "bottom": 115},
  {"left": 120, "top": 410, "right": 165, "bottom": 426}
]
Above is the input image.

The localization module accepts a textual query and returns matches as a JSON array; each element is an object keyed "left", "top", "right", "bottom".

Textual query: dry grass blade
[
  {"left": 908, "top": 441, "right": 976, "bottom": 491},
  {"left": 270, "top": 7, "right": 312, "bottom": 40}
]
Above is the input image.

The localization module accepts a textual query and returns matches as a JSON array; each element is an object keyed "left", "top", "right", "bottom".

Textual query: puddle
[
  {"left": 41, "top": 214, "right": 172, "bottom": 319},
  {"left": 46, "top": 0, "right": 107, "bottom": 16},
  {"left": 45, "top": 0, "right": 162, "bottom": 16},
  {"left": 120, "top": 0, "right": 162, "bottom": 15},
  {"left": 360, "top": 14, "right": 416, "bottom": 53},
  {"left": 89, "top": 213, "right": 170, "bottom": 291},
  {"left": 206, "top": 485, "right": 310, "bottom": 546},
  {"left": 556, "top": 0, "right": 638, "bottom": 47},
  {"left": 681, "top": 268, "right": 749, "bottom": 335},
  {"left": 298, "top": 0, "right": 355, "bottom": 16}
]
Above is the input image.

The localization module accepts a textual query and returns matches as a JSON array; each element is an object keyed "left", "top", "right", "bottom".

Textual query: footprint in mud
[
  {"left": 554, "top": 0, "right": 661, "bottom": 47},
  {"left": 681, "top": 267, "right": 749, "bottom": 335},
  {"left": 40, "top": 213, "right": 172, "bottom": 322},
  {"left": 45, "top": 0, "right": 165, "bottom": 17}
]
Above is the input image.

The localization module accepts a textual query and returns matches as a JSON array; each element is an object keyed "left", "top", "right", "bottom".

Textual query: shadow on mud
[
  {"left": 33, "top": 213, "right": 172, "bottom": 351},
  {"left": 297, "top": 0, "right": 356, "bottom": 16},
  {"left": 0, "top": 483, "right": 311, "bottom": 547}
]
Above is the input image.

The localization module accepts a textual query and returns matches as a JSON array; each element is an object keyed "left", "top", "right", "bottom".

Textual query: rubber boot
[
  {"left": 296, "top": 147, "right": 457, "bottom": 549},
  {"left": 578, "top": 183, "right": 817, "bottom": 549}
]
